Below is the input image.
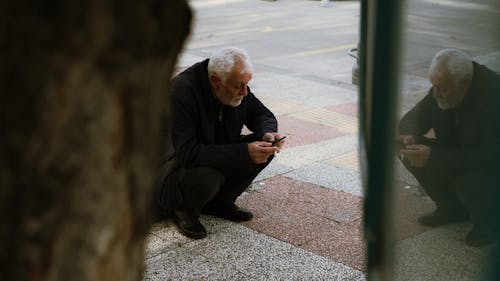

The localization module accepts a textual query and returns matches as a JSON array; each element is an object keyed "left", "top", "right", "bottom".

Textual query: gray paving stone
[
  {"left": 285, "top": 162, "right": 363, "bottom": 196},
  {"left": 145, "top": 220, "right": 366, "bottom": 281},
  {"left": 394, "top": 223, "right": 496, "bottom": 281},
  {"left": 146, "top": 217, "right": 239, "bottom": 258},
  {"left": 474, "top": 51, "right": 500, "bottom": 71},
  {"left": 252, "top": 72, "right": 358, "bottom": 108},
  {"left": 394, "top": 157, "right": 419, "bottom": 187},
  {"left": 177, "top": 52, "right": 206, "bottom": 68},
  {"left": 252, "top": 160, "right": 295, "bottom": 183}
]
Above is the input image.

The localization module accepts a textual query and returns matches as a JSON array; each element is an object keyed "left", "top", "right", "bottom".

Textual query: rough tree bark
[{"left": 0, "top": 1, "right": 191, "bottom": 280}]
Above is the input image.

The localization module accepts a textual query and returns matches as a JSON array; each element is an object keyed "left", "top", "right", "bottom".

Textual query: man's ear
[
  {"left": 209, "top": 75, "right": 220, "bottom": 90},
  {"left": 462, "top": 77, "right": 472, "bottom": 92}
]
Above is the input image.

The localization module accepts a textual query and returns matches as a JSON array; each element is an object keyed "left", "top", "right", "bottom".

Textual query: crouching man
[
  {"left": 398, "top": 49, "right": 500, "bottom": 247},
  {"left": 157, "top": 47, "right": 285, "bottom": 239}
]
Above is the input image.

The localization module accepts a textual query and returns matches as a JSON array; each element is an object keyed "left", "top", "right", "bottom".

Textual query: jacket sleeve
[
  {"left": 243, "top": 90, "right": 278, "bottom": 141},
  {"left": 428, "top": 86, "right": 500, "bottom": 175},
  {"left": 428, "top": 123, "right": 499, "bottom": 176},
  {"left": 170, "top": 83, "right": 251, "bottom": 174},
  {"left": 398, "top": 90, "right": 434, "bottom": 138}
]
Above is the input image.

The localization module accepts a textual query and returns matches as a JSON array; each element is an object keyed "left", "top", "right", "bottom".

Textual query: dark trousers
[
  {"left": 160, "top": 161, "right": 270, "bottom": 217},
  {"left": 403, "top": 161, "right": 499, "bottom": 228}
]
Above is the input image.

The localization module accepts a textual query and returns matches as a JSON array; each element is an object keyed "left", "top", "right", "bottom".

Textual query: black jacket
[
  {"left": 399, "top": 62, "right": 500, "bottom": 177},
  {"left": 158, "top": 59, "right": 277, "bottom": 205}
]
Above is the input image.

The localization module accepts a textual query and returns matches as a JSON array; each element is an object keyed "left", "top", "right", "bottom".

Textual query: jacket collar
[
  {"left": 459, "top": 61, "right": 480, "bottom": 108},
  {"left": 200, "top": 59, "right": 225, "bottom": 119}
]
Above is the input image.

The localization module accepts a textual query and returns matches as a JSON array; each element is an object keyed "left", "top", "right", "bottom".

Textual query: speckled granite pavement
[{"left": 144, "top": 0, "right": 499, "bottom": 280}]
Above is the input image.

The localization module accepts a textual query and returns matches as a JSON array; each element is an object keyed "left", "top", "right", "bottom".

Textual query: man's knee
[
  {"left": 452, "top": 173, "right": 490, "bottom": 201},
  {"left": 188, "top": 167, "right": 225, "bottom": 182},
  {"left": 181, "top": 167, "right": 226, "bottom": 200}
]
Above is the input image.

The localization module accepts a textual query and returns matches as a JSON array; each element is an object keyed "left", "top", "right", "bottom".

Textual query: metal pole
[{"left": 360, "top": 0, "right": 404, "bottom": 280}]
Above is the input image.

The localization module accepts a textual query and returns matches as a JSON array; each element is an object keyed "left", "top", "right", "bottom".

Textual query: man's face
[
  {"left": 211, "top": 64, "right": 252, "bottom": 107},
  {"left": 429, "top": 72, "right": 466, "bottom": 110}
]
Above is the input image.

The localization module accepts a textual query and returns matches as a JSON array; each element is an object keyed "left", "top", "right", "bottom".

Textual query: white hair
[
  {"left": 207, "top": 47, "right": 254, "bottom": 83},
  {"left": 428, "top": 48, "right": 473, "bottom": 85}
]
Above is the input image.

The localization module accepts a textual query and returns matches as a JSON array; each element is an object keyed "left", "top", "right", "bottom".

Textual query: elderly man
[
  {"left": 157, "top": 47, "right": 285, "bottom": 239},
  {"left": 398, "top": 49, "right": 500, "bottom": 247}
]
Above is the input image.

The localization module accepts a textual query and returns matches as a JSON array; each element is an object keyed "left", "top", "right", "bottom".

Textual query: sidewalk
[{"left": 145, "top": 0, "right": 499, "bottom": 280}]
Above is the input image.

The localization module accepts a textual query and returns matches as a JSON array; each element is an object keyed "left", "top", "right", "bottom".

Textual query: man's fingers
[
  {"left": 258, "top": 146, "right": 278, "bottom": 154},
  {"left": 256, "top": 141, "right": 273, "bottom": 147},
  {"left": 262, "top": 133, "right": 274, "bottom": 142},
  {"left": 400, "top": 149, "right": 413, "bottom": 156},
  {"left": 403, "top": 144, "right": 421, "bottom": 150},
  {"left": 248, "top": 142, "right": 279, "bottom": 164},
  {"left": 401, "top": 147, "right": 422, "bottom": 156}
]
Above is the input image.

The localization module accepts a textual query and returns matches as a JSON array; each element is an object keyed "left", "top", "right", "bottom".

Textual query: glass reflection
[{"left": 393, "top": 0, "right": 500, "bottom": 280}]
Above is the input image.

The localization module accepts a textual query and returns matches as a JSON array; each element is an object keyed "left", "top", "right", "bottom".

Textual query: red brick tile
[
  {"left": 276, "top": 115, "right": 348, "bottom": 147},
  {"left": 325, "top": 102, "right": 358, "bottom": 117},
  {"left": 301, "top": 221, "right": 366, "bottom": 271},
  {"left": 237, "top": 176, "right": 366, "bottom": 271}
]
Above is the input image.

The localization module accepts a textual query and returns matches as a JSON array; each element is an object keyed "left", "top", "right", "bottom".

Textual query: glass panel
[{"left": 393, "top": 0, "right": 500, "bottom": 280}]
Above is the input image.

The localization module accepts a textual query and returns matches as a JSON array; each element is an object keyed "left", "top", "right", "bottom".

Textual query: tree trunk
[{"left": 0, "top": 1, "right": 191, "bottom": 280}]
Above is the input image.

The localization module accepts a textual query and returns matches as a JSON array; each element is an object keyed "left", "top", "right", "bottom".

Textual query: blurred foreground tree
[{"left": 0, "top": 1, "right": 191, "bottom": 280}]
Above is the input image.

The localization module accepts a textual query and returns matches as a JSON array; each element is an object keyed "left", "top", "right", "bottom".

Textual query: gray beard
[{"left": 436, "top": 96, "right": 464, "bottom": 110}]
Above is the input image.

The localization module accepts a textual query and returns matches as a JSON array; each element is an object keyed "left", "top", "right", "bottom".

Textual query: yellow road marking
[{"left": 293, "top": 44, "right": 357, "bottom": 57}]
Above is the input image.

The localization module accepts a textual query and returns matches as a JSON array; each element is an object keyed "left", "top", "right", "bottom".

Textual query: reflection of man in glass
[{"left": 398, "top": 49, "right": 500, "bottom": 247}]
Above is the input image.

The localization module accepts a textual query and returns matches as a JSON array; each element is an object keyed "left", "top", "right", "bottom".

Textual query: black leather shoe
[
  {"left": 172, "top": 210, "right": 207, "bottom": 239},
  {"left": 418, "top": 209, "right": 468, "bottom": 227},
  {"left": 202, "top": 203, "right": 253, "bottom": 222},
  {"left": 465, "top": 226, "right": 497, "bottom": 247}
]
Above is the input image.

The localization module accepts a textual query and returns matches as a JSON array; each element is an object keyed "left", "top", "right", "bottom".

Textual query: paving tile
[
  {"left": 252, "top": 159, "right": 295, "bottom": 182},
  {"left": 325, "top": 102, "right": 359, "bottom": 117},
  {"left": 392, "top": 183, "right": 436, "bottom": 240},
  {"left": 145, "top": 233, "right": 169, "bottom": 259},
  {"left": 176, "top": 52, "right": 206, "bottom": 69},
  {"left": 475, "top": 51, "right": 500, "bottom": 72},
  {"left": 326, "top": 149, "right": 360, "bottom": 171},
  {"left": 302, "top": 222, "right": 367, "bottom": 272},
  {"left": 394, "top": 158, "right": 420, "bottom": 186},
  {"left": 237, "top": 176, "right": 366, "bottom": 271},
  {"left": 145, "top": 220, "right": 367, "bottom": 281},
  {"left": 289, "top": 108, "right": 358, "bottom": 134},
  {"left": 147, "top": 217, "right": 236, "bottom": 256},
  {"left": 398, "top": 89, "right": 428, "bottom": 117},
  {"left": 274, "top": 134, "right": 359, "bottom": 169},
  {"left": 256, "top": 95, "right": 314, "bottom": 116},
  {"left": 277, "top": 115, "right": 348, "bottom": 148},
  {"left": 251, "top": 72, "right": 358, "bottom": 108},
  {"left": 399, "top": 74, "right": 431, "bottom": 96},
  {"left": 146, "top": 222, "right": 192, "bottom": 257},
  {"left": 286, "top": 161, "right": 363, "bottom": 196},
  {"left": 394, "top": 223, "right": 496, "bottom": 281}
]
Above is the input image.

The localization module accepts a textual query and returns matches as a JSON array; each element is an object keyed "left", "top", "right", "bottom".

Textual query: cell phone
[{"left": 271, "top": 135, "right": 286, "bottom": 146}]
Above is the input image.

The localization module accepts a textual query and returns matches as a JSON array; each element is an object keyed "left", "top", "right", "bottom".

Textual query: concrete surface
[{"left": 145, "top": 0, "right": 500, "bottom": 280}]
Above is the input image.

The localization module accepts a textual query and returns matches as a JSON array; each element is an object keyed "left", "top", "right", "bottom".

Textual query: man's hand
[
  {"left": 262, "top": 132, "right": 285, "bottom": 151},
  {"left": 400, "top": 144, "right": 431, "bottom": 168},
  {"left": 397, "top": 135, "right": 415, "bottom": 147},
  {"left": 248, "top": 141, "right": 278, "bottom": 164}
]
